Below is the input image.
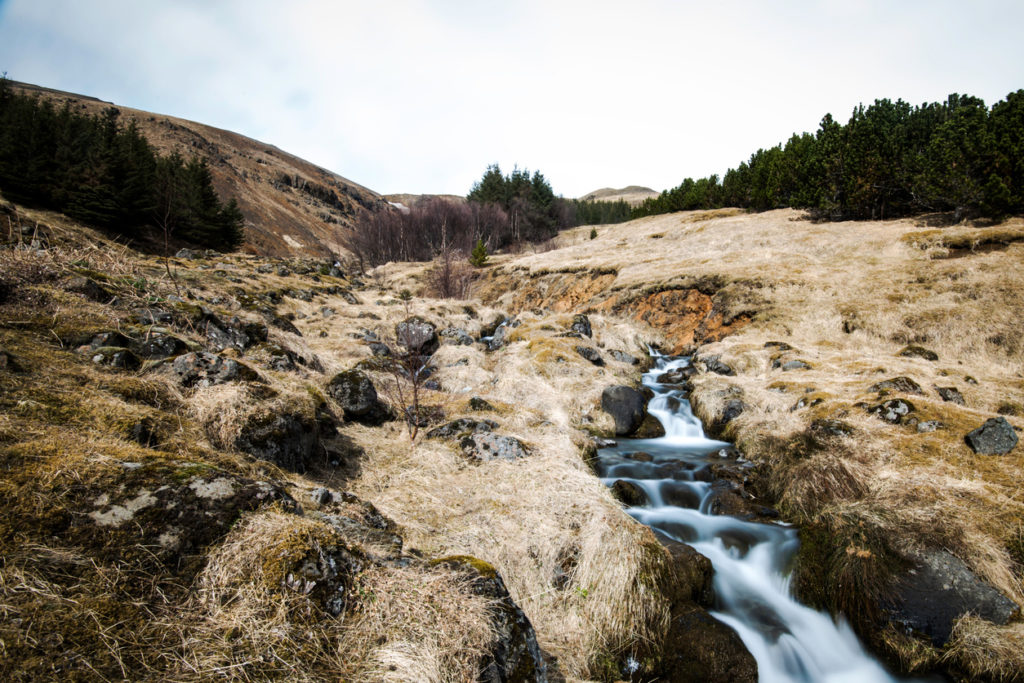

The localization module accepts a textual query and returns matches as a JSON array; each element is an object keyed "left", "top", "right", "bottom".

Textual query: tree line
[
  {"left": 634, "top": 90, "right": 1024, "bottom": 222},
  {"left": 0, "top": 78, "right": 244, "bottom": 250}
]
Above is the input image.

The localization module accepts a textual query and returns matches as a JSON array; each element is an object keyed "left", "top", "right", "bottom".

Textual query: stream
[{"left": 596, "top": 353, "right": 903, "bottom": 683}]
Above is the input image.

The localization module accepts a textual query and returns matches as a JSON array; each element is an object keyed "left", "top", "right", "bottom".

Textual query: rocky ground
[{"left": 2, "top": 199, "right": 1023, "bottom": 682}]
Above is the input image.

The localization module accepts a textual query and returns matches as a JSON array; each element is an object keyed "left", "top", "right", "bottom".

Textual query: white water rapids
[{"left": 597, "top": 354, "right": 904, "bottom": 683}]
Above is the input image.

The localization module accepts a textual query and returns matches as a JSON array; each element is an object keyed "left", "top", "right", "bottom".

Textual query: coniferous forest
[
  {"left": 634, "top": 91, "right": 1024, "bottom": 222},
  {"left": 0, "top": 78, "right": 244, "bottom": 251}
]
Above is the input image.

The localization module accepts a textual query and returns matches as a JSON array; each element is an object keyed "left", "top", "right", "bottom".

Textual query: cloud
[{"left": 1, "top": 0, "right": 1023, "bottom": 197}]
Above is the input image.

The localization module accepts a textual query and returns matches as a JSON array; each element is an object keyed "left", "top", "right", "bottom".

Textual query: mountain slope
[
  {"left": 10, "top": 81, "right": 388, "bottom": 258},
  {"left": 579, "top": 185, "right": 659, "bottom": 206}
]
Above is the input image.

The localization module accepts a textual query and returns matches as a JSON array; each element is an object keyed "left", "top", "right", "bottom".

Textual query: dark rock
[
  {"left": 0, "top": 346, "right": 19, "bottom": 371},
  {"left": 610, "top": 480, "right": 648, "bottom": 506},
  {"left": 205, "top": 315, "right": 268, "bottom": 353},
  {"left": 319, "top": 305, "right": 334, "bottom": 316},
  {"left": 440, "top": 326, "right": 475, "bottom": 346},
  {"left": 368, "top": 342, "right": 392, "bottom": 357},
  {"left": 720, "top": 398, "right": 746, "bottom": 426},
  {"left": 810, "top": 419, "right": 854, "bottom": 438},
  {"left": 266, "top": 314, "right": 302, "bottom": 336},
  {"left": 340, "top": 290, "right": 360, "bottom": 305},
  {"left": 870, "top": 399, "right": 915, "bottom": 424},
  {"left": 660, "top": 605, "right": 758, "bottom": 683},
  {"left": 65, "top": 276, "right": 110, "bottom": 302},
  {"left": 460, "top": 433, "right": 530, "bottom": 462},
  {"left": 869, "top": 376, "right": 924, "bottom": 395},
  {"left": 899, "top": 345, "right": 939, "bottom": 361},
  {"left": 432, "top": 556, "right": 546, "bottom": 683},
  {"left": 424, "top": 379, "right": 441, "bottom": 391},
  {"left": 704, "top": 482, "right": 777, "bottom": 522},
  {"left": 276, "top": 265, "right": 291, "bottom": 277},
  {"left": 426, "top": 418, "right": 498, "bottom": 440},
  {"left": 480, "top": 314, "right": 509, "bottom": 339},
  {"left": 702, "top": 355, "right": 735, "bottom": 376},
  {"left": 935, "top": 386, "right": 965, "bottom": 405},
  {"left": 234, "top": 410, "right": 319, "bottom": 473},
  {"left": 133, "top": 307, "right": 173, "bottom": 325},
  {"left": 469, "top": 396, "right": 495, "bottom": 411},
  {"left": 764, "top": 341, "right": 793, "bottom": 351},
  {"left": 395, "top": 316, "right": 439, "bottom": 356},
  {"left": 175, "top": 248, "right": 199, "bottom": 259},
  {"left": 89, "top": 346, "right": 141, "bottom": 370},
  {"left": 781, "top": 359, "right": 812, "bottom": 371},
  {"left": 656, "top": 532, "right": 715, "bottom": 607},
  {"left": 570, "top": 313, "right": 592, "bottom": 338},
  {"left": 965, "top": 417, "right": 1019, "bottom": 455},
  {"left": 133, "top": 333, "right": 188, "bottom": 359},
  {"left": 85, "top": 331, "right": 132, "bottom": 350},
  {"left": 172, "top": 352, "right": 260, "bottom": 387},
  {"left": 608, "top": 349, "right": 640, "bottom": 365},
  {"left": 326, "top": 370, "right": 379, "bottom": 418},
  {"left": 574, "top": 346, "right": 604, "bottom": 366},
  {"left": 625, "top": 451, "right": 654, "bottom": 462},
  {"left": 601, "top": 386, "right": 646, "bottom": 436},
  {"left": 256, "top": 263, "right": 275, "bottom": 274},
  {"left": 659, "top": 481, "right": 703, "bottom": 509},
  {"left": 888, "top": 549, "right": 1020, "bottom": 645},
  {"left": 634, "top": 412, "right": 667, "bottom": 439}
]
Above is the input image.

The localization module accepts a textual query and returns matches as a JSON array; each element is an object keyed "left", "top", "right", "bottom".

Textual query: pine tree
[{"left": 469, "top": 238, "right": 488, "bottom": 267}]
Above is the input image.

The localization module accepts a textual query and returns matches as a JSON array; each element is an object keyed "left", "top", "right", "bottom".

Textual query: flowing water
[{"left": 597, "top": 354, "right": 902, "bottom": 683}]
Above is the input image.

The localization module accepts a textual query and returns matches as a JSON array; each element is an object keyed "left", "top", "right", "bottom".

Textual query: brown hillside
[{"left": 11, "top": 81, "right": 388, "bottom": 258}]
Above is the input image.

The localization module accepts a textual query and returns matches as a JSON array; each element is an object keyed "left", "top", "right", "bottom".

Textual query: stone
[
  {"left": 426, "top": 418, "right": 498, "bottom": 440},
  {"left": 936, "top": 386, "right": 965, "bottom": 405},
  {"left": 172, "top": 352, "right": 260, "bottom": 387},
  {"left": 601, "top": 385, "right": 646, "bottom": 436},
  {"left": 90, "top": 346, "right": 141, "bottom": 370},
  {"left": 781, "top": 359, "right": 812, "bottom": 371},
  {"left": 610, "top": 480, "right": 648, "bottom": 506},
  {"left": 720, "top": 398, "right": 745, "bottom": 426},
  {"left": 326, "top": 370, "right": 379, "bottom": 419},
  {"left": 395, "top": 316, "right": 439, "bottom": 356},
  {"left": 660, "top": 605, "right": 758, "bottom": 683},
  {"left": 570, "top": 313, "right": 592, "bottom": 338},
  {"left": 440, "top": 326, "right": 475, "bottom": 346},
  {"left": 256, "top": 263, "right": 274, "bottom": 274},
  {"left": 175, "top": 248, "right": 199, "bottom": 259},
  {"left": 276, "top": 265, "right": 291, "bottom": 277},
  {"left": 460, "top": 432, "right": 530, "bottom": 462},
  {"left": 633, "top": 413, "right": 667, "bottom": 439},
  {"left": 133, "top": 333, "right": 188, "bottom": 359},
  {"left": 869, "top": 376, "right": 924, "bottom": 395},
  {"left": 481, "top": 316, "right": 519, "bottom": 351},
  {"left": 888, "top": 549, "right": 1020, "bottom": 645},
  {"left": 134, "top": 307, "right": 174, "bottom": 325},
  {"left": 205, "top": 314, "right": 268, "bottom": 353},
  {"left": 702, "top": 355, "right": 735, "bottom": 376},
  {"left": 233, "top": 410, "right": 319, "bottom": 473},
  {"left": 965, "top": 417, "right": 1019, "bottom": 455},
  {"left": 608, "top": 349, "right": 640, "bottom": 365},
  {"left": 870, "top": 398, "right": 915, "bottom": 424},
  {"left": 574, "top": 346, "right": 604, "bottom": 366},
  {"left": 899, "top": 345, "right": 939, "bottom": 361},
  {"left": 764, "top": 341, "right": 793, "bottom": 351},
  {"left": 85, "top": 331, "right": 132, "bottom": 350},
  {"left": 341, "top": 290, "right": 360, "bottom": 305},
  {"left": 65, "top": 276, "right": 110, "bottom": 302},
  {"left": 433, "top": 556, "right": 546, "bottom": 682},
  {"left": 469, "top": 396, "right": 495, "bottom": 411},
  {"left": 917, "top": 420, "right": 943, "bottom": 433}
]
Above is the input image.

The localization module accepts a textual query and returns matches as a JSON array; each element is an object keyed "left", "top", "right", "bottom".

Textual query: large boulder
[
  {"left": 601, "top": 385, "right": 646, "bottom": 436},
  {"left": 205, "top": 314, "right": 268, "bottom": 353},
  {"left": 432, "top": 556, "right": 546, "bottom": 682},
  {"left": 234, "top": 410, "right": 320, "bottom": 474},
  {"left": 395, "top": 316, "right": 439, "bottom": 356},
  {"left": 426, "top": 418, "right": 498, "bottom": 440},
  {"left": 964, "top": 417, "right": 1018, "bottom": 455},
  {"left": 887, "top": 549, "right": 1020, "bottom": 645},
  {"left": 869, "top": 376, "right": 924, "bottom": 395},
  {"left": 660, "top": 605, "right": 758, "bottom": 682},
  {"left": 326, "top": 369, "right": 380, "bottom": 419},
  {"left": 575, "top": 345, "right": 604, "bottom": 366}
]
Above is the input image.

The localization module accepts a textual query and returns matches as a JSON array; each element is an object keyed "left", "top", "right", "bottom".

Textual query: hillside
[
  {"left": 477, "top": 207, "right": 1024, "bottom": 680},
  {"left": 9, "top": 81, "right": 387, "bottom": 258},
  {"left": 579, "top": 185, "right": 659, "bottom": 206}
]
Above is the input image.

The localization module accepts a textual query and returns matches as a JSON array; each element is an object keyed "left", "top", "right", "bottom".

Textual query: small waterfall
[{"left": 598, "top": 353, "right": 905, "bottom": 683}]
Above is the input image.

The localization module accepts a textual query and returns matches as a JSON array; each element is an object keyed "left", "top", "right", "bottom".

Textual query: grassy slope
[
  {"left": 483, "top": 207, "right": 1024, "bottom": 679},
  {"left": 0, "top": 201, "right": 681, "bottom": 682}
]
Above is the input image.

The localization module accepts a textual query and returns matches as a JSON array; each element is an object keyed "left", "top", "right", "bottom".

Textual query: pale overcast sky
[{"left": 1, "top": 0, "right": 1022, "bottom": 198}]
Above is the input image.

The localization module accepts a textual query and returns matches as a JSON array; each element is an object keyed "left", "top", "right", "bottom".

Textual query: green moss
[{"left": 430, "top": 554, "right": 498, "bottom": 579}]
